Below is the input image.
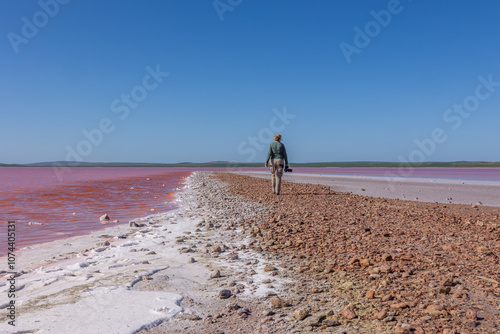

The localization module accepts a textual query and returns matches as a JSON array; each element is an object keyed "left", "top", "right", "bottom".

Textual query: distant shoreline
[
  {"left": 235, "top": 170, "right": 500, "bottom": 207},
  {"left": 2, "top": 161, "right": 500, "bottom": 168}
]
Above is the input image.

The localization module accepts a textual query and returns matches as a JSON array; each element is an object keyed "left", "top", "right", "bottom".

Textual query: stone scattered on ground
[{"left": 140, "top": 172, "right": 500, "bottom": 334}]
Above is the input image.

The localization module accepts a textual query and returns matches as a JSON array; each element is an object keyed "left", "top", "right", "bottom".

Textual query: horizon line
[{"left": 2, "top": 161, "right": 500, "bottom": 167}]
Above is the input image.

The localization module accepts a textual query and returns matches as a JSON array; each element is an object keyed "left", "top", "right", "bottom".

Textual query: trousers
[{"left": 270, "top": 158, "right": 284, "bottom": 194}]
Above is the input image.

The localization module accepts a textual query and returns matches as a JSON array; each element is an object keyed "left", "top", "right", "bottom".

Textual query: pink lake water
[
  {"left": 1, "top": 166, "right": 499, "bottom": 256},
  {"left": 287, "top": 167, "right": 500, "bottom": 181},
  {"left": 0, "top": 167, "right": 192, "bottom": 256}
]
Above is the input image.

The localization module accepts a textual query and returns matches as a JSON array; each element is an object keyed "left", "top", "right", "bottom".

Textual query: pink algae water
[
  {"left": 1, "top": 166, "right": 498, "bottom": 257},
  {"left": 0, "top": 167, "right": 192, "bottom": 256}
]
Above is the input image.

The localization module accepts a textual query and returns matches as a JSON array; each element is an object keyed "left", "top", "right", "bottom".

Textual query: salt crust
[{"left": 0, "top": 172, "right": 285, "bottom": 334}]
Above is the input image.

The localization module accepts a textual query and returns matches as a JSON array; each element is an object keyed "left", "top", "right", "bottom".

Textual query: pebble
[
  {"left": 466, "top": 309, "right": 477, "bottom": 320},
  {"left": 394, "top": 324, "right": 411, "bottom": 333},
  {"left": 438, "top": 286, "right": 451, "bottom": 294},
  {"left": 381, "top": 253, "right": 393, "bottom": 261},
  {"left": 442, "top": 275, "right": 454, "bottom": 286},
  {"left": 263, "top": 265, "right": 277, "bottom": 272},
  {"left": 237, "top": 307, "right": 251, "bottom": 316},
  {"left": 425, "top": 304, "right": 443, "bottom": 317},
  {"left": 382, "top": 315, "right": 395, "bottom": 322},
  {"left": 28, "top": 221, "right": 43, "bottom": 225},
  {"left": 210, "top": 270, "right": 221, "bottom": 279},
  {"left": 304, "top": 316, "right": 321, "bottom": 327},
  {"left": 269, "top": 297, "right": 287, "bottom": 309},
  {"left": 374, "top": 309, "right": 387, "bottom": 320},
  {"left": 379, "top": 265, "right": 393, "bottom": 273},
  {"left": 323, "top": 317, "right": 340, "bottom": 327},
  {"left": 381, "top": 294, "right": 393, "bottom": 302},
  {"left": 219, "top": 289, "right": 232, "bottom": 299},
  {"left": 360, "top": 259, "right": 370, "bottom": 267},
  {"left": 227, "top": 303, "right": 240, "bottom": 311},
  {"left": 340, "top": 307, "right": 356, "bottom": 319},
  {"left": 390, "top": 302, "right": 408, "bottom": 309},
  {"left": 293, "top": 308, "right": 309, "bottom": 321}
]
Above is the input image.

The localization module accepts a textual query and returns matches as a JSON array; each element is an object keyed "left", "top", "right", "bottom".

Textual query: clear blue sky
[{"left": 1, "top": 0, "right": 500, "bottom": 164}]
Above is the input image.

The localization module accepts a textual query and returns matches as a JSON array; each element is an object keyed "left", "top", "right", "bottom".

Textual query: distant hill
[{"left": 1, "top": 161, "right": 500, "bottom": 168}]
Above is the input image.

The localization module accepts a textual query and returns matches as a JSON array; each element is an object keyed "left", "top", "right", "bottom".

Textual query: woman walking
[{"left": 265, "top": 134, "right": 289, "bottom": 195}]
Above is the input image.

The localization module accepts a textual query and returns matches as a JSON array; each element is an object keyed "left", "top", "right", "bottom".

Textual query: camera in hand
[{"left": 284, "top": 166, "right": 293, "bottom": 172}]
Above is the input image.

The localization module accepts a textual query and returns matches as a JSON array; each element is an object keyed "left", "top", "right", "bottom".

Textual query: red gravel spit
[{"left": 214, "top": 172, "right": 500, "bottom": 333}]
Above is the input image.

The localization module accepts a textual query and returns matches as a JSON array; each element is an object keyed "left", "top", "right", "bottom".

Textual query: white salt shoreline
[
  {"left": 0, "top": 172, "right": 287, "bottom": 334},
  {"left": 0, "top": 182, "right": 195, "bottom": 333}
]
